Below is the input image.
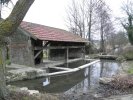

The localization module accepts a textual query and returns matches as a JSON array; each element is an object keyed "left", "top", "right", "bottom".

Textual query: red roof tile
[{"left": 20, "top": 21, "right": 88, "bottom": 43}]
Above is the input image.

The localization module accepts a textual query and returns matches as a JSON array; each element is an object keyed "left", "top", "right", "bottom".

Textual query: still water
[{"left": 10, "top": 60, "right": 120, "bottom": 94}]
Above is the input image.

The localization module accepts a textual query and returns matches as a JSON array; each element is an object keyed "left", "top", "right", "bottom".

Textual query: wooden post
[
  {"left": 82, "top": 46, "right": 85, "bottom": 60},
  {"left": 65, "top": 47, "right": 69, "bottom": 68},
  {"left": 83, "top": 46, "right": 86, "bottom": 59},
  {"left": 66, "top": 47, "right": 69, "bottom": 63}
]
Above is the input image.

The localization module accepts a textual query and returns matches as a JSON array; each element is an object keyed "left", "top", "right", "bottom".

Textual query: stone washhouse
[{"left": 9, "top": 21, "right": 88, "bottom": 67}]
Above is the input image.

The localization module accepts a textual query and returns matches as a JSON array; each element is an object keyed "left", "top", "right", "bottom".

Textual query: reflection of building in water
[{"left": 43, "top": 77, "right": 50, "bottom": 86}]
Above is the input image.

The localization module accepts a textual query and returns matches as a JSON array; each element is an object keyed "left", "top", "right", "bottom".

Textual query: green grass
[
  {"left": 127, "top": 68, "right": 133, "bottom": 74},
  {"left": 6, "top": 59, "right": 11, "bottom": 65},
  {"left": 127, "top": 62, "right": 133, "bottom": 74}
]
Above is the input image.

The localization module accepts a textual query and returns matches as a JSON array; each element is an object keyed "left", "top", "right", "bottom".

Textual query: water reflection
[
  {"left": 43, "top": 77, "right": 50, "bottom": 86},
  {"left": 10, "top": 60, "right": 120, "bottom": 93},
  {"left": 100, "top": 61, "right": 119, "bottom": 77},
  {"left": 65, "top": 60, "right": 119, "bottom": 94}
]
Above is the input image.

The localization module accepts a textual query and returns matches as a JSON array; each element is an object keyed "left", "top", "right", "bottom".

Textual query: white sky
[
  {"left": 2, "top": 0, "right": 124, "bottom": 30},
  {"left": 105, "top": 0, "right": 123, "bottom": 16}
]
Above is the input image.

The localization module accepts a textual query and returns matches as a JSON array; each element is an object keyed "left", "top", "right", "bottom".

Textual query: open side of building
[{"left": 9, "top": 21, "right": 88, "bottom": 67}]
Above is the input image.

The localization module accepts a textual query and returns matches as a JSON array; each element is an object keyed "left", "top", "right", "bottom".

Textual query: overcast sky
[{"left": 2, "top": 0, "right": 124, "bottom": 30}]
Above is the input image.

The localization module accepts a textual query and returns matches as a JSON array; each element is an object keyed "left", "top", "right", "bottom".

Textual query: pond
[{"left": 9, "top": 60, "right": 120, "bottom": 94}]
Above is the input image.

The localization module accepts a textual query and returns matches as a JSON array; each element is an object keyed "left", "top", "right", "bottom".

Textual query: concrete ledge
[
  {"left": 98, "top": 55, "right": 118, "bottom": 60},
  {"left": 6, "top": 64, "right": 47, "bottom": 82}
]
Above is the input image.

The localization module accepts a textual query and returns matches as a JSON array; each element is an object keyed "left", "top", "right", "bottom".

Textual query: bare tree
[
  {"left": 115, "top": 31, "right": 128, "bottom": 47},
  {"left": 85, "top": 0, "right": 100, "bottom": 41},
  {"left": 66, "top": 0, "right": 81, "bottom": 35},
  {"left": 66, "top": 0, "right": 100, "bottom": 41},
  {"left": 104, "top": 21, "right": 116, "bottom": 52},
  {"left": 0, "top": 0, "right": 35, "bottom": 99},
  {"left": 96, "top": 1, "right": 113, "bottom": 53},
  {"left": 66, "top": 0, "right": 115, "bottom": 53}
]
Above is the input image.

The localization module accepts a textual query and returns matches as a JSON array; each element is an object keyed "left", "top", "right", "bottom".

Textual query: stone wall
[{"left": 9, "top": 29, "right": 34, "bottom": 66}]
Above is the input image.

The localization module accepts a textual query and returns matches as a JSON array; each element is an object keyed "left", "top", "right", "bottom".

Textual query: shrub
[
  {"left": 109, "top": 75, "right": 133, "bottom": 89},
  {"left": 6, "top": 59, "right": 11, "bottom": 65},
  {"left": 127, "top": 68, "right": 133, "bottom": 74}
]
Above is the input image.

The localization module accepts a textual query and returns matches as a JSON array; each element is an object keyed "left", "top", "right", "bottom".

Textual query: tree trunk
[
  {"left": 0, "top": 0, "right": 35, "bottom": 99},
  {"left": 100, "top": 19, "right": 105, "bottom": 53},
  {"left": 100, "top": 27, "right": 105, "bottom": 53},
  {"left": 0, "top": 0, "right": 35, "bottom": 37},
  {"left": 88, "top": 11, "right": 92, "bottom": 42},
  {"left": 0, "top": 47, "right": 9, "bottom": 100},
  {"left": 88, "top": 0, "right": 92, "bottom": 42}
]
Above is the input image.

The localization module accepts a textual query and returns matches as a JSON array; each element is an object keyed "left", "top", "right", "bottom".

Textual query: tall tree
[
  {"left": 86, "top": 0, "right": 99, "bottom": 41},
  {"left": 66, "top": 0, "right": 80, "bottom": 35},
  {"left": 121, "top": 0, "right": 133, "bottom": 45},
  {"left": 66, "top": 0, "right": 100, "bottom": 41},
  {"left": 115, "top": 31, "right": 128, "bottom": 47},
  {"left": 104, "top": 21, "right": 116, "bottom": 52},
  {"left": 0, "top": 0, "right": 35, "bottom": 99},
  {"left": 66, "top": 0, "right": 115, "bottom": 53},
  {"left": 96, "top": 1, "right": 113, "bottom": 53}
]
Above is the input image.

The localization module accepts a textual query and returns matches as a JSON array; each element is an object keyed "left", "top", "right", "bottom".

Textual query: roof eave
[{"left": 18, "top": 27, "right": 38, "bottom": 40}]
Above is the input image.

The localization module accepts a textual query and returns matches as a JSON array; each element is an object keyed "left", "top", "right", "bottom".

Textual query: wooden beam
[
  {"left": 34, "top": 42, "right": 49, "bottom": 59},
  {"left": 44, "top": 41, "right": 50, "bottom": 46},
  {"left": 85, "top": 59, "right": 97, "bottom": 61},
  {"left": 98, "top": 55, "right": 117, "bottom": 60},
  {"left": 45, "top": 60, "right": 100, "bottom": 77},
  {"left": 34, "top": 50, "right": 43, "bottom": 59},
  {"left": 34, "top": 46, "right": 85, "bottom": 50},
  {"left": 48, "top": 66, "right": 72, "bottom": 71},
  {"left": 67, "top": 58, "right": 82, "bottom": 63}
]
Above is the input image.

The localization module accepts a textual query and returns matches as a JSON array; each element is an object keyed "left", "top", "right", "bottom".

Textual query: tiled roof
[{"left": 20, "top": 21, "right": 88, "bottom": 43}]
